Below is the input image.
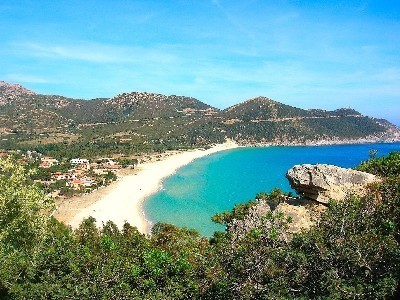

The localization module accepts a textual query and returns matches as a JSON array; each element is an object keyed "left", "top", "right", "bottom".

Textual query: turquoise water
[{"left": 143, "top": 143, "right": 400, "bottom": 236}]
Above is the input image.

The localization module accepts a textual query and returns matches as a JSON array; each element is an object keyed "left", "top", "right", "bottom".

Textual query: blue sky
[{"left": 1, "top": 0, "right": 399, "bottom": 125}]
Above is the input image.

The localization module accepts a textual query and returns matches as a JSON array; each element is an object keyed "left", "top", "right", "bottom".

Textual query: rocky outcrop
[
  {"left": 226, "top": 164, "right": 380, "bottom": 240},
  {"left": 226, "top": 199, "right": 319, "bottom": 240},
  {"left": 275, "top": 202, "right": 314, "bottom": 234},
  {"left": 286, "top": 164, "right": 378, "bottom": 203},
  {"left": 226, "top": 200, "right": 271, "bottom": 240},
  {"left": 0, "top": 81, "right": 36, "bottom": 105}
]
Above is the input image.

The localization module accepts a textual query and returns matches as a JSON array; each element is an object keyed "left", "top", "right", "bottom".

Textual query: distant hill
[
  {"left": 0, "top": 81, "right": 398, "bottom": 157},
  {"left": 219, "top": 96, "right": 396, "bottom": 145},
  {"left": 0, "top": 81, "right": 36, "bottom": 105},
  {"left": 100, "top": 92, "right": 218, "bottom": 121},
  {"left": 224, "top": 96, "right": 312, "bottom": 120}
]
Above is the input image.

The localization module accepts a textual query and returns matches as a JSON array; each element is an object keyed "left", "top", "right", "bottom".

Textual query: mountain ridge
[
  {"left": 0, "top": 82, "right": 375, "bottom": 115},
  {"left": 0, "top": 81, "right": 399, "bottom": 157}
]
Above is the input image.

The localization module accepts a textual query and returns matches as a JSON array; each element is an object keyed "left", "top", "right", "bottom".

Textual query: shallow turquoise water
[{"left": 143, "top": 143, "right": 400, "bottom": 236}]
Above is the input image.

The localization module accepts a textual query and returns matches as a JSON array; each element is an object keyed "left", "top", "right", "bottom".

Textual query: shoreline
[
  {"left": 236, "top": 136, "right": 400, "bottom": 147},
  {"left": 54, "top": 138, "right": 399, "bottom": 233},
  {"left": 56, "top": 140, "right": 238, "bottom": 234}
]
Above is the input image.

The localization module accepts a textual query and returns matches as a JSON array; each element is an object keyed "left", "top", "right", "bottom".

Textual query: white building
[{"left": 70, "top": 158, "right": 90, "bottom": 165}]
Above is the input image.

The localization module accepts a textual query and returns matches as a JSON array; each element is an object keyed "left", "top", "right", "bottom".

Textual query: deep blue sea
[{"left": 143, "top": 143, "right": 400, "bottom": 236}]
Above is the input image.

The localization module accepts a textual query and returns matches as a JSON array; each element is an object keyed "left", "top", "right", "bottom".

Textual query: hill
[
  {"left": 219, "top": 96, "right": 398, "bottom": 145},
  {"left": 224, "top": 96, "right": 312, "bottom": 120},
  {"left": 0, "top": 81, "right": 398, "bottom": 157}
]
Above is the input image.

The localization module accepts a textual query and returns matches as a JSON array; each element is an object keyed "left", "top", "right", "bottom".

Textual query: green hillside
[
  {"left": 0, "top": 81, "right": 398, "bottom": 157},
  {"left": 224, "top": 96, "right": 313, "bottom": 120}
]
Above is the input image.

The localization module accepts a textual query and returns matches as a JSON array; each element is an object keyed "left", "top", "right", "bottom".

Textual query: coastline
[
  {"left": 237, "top": 135, "right": 400, "bottom": 147},
  {"left": 53, "top": 137, "right": 399, "bottom": 234},
  {"left": 55, "top": 140, "right": 238, "bottom": 234}
]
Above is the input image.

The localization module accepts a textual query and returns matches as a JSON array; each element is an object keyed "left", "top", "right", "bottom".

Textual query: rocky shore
[{"left": 227, "top": 163, "right": 380, "bottom": 240}]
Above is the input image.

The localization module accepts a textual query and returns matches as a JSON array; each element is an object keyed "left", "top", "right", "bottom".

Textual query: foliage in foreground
[
  {"left": 357, "top": 150, "right": 400, "bottom": 177},
  {"left": 0, "top": 153, "right": 399, "bottom": 299}
]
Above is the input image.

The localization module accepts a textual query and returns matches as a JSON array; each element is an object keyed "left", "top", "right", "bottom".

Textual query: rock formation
[
  {"left": 286, "top": 164, "right": 378, "bottom": 203},
  {"left": 275, "top": 202, "right": 314, "bottom": 234},
  {"left": 226, "top": 198, "right": 317, "bottom": 240},
  {"left": 225, "top": 164, "right": 379, "bottom": 240},
  {"left": 226, "top": 200, "right": 271, "bottom": 240}
]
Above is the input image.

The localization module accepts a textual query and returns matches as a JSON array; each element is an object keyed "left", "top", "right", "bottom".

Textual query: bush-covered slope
[
  {"left": 1, "top": 81, "right": 398, "bottom": 157},
  {"left": 223, "top": 96, "right": 312, "bottom": 120}
]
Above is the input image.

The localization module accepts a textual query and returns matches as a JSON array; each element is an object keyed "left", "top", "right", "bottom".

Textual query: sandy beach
[{"left": 55, "top": 140, "right": 238, "bottom": 234}]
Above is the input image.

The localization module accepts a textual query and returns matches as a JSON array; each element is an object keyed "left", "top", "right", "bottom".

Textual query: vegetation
[
  {"left": 0, "top": 152, "right": 399, "bottom": 299},
  {"left": 1, "top": 82, "right": 397, "bottom": 158},
  {"left": 357, "top": 151, "right": 400, "bottom": 177},
  {"left": 0, "top": 158, "right": 53, "bottom": 251}
]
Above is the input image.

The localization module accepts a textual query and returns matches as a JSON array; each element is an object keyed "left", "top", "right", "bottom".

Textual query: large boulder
[{"left": 286, "top": 164, "right": 378, "bottom": 203}]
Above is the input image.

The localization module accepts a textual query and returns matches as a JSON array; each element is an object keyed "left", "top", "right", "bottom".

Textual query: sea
[{"left": 143, "top": 142, "right": 400, "bottom": 236}]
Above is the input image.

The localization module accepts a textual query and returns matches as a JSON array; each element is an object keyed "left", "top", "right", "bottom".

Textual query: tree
[
  {"left": 0, "top": 157, "right": 54, "bottom": 298},
  {"left": 357, "top": 151, "right": 400, "bottom": 177},
  {"left": 0, "top": 157, "right": 54, "bottom": 251}
]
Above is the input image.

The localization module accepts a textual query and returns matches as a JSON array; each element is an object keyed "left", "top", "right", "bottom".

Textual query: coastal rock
[
  {"left": 226, "top": 199, "right": 316, "bottom": 240},
  {"left": 286, "top": 164, "right": 378, "bottom": 203},
  {"left": 227, "top": 200, "right": 271, "bottom": 240},
  {"left": 275, "top": 202, "right": 314, "bottom": 234}
]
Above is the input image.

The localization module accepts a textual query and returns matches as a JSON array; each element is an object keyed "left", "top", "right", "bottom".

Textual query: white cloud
[{"left": 17, "top": 42, "right": 177, "bottom": 64}]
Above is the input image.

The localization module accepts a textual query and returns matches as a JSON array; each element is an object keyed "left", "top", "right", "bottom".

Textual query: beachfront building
[
  {"left": 95, "top": 158, "right": 117, "bottom": 166},
  {"left": 67, "top": 177, "right": 96, "bottom": 190},
  {"left": 51, "top": 172, "right": 76, "bottom": 180},
  {"left": 39, "top": 157, "right": 59, "bottom": 168},
  {"left": 67, "top": 179, "right": 85, "bottom": 190},
  {"left": 104, "top": 164, "right": 122, "bottom": 170},
  {"left": 93, "top": 168, "right": 108, "bottom": 175},
  {"left": 70, "top": 158, "right": 90, "bottom": 165}
]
